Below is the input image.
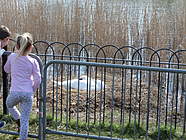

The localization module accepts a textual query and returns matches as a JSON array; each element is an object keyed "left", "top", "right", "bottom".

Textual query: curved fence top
[{"left": 7, "top": 40, "right": 186, "bottom": 69}]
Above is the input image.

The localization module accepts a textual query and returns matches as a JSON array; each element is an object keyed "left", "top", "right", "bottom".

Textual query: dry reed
[{"left": 0, "top": 0, "right": 185, "bottom": 54}]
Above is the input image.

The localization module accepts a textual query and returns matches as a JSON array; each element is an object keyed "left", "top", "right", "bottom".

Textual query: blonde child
[{"left": 4, "top": 32, "right": 41, "bottom": 140}]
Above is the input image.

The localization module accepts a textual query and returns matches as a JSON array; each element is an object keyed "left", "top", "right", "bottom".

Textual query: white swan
[{"left": 55, "top": 75, "right": 105, "bottom": 91}]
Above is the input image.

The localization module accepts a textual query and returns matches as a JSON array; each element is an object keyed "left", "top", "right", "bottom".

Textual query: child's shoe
[{"left": 0, "top": 121, "right": 6, "bottom": 128}]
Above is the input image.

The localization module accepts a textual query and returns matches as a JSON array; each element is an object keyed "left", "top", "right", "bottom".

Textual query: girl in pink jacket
[{"left": 4, "top": 32, "right": 41, "bottom": 140}]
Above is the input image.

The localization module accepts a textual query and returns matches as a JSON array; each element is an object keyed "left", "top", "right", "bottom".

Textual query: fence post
[
  {"left": 2, "top": 49, "right": 11, "bottom": 114},
  {"left": 29, "top": 53, "right": 44, "bottom": 140}
]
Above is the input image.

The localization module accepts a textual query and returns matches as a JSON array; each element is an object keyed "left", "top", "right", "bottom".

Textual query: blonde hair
[{"left": 16, "top": 32, "right": 33, "bottom": 56}]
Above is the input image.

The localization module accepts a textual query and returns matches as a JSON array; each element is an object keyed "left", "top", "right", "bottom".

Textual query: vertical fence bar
[
  {"left": 42, "top": 60, "right": 50, "bottom": 140},
  {"left": 182, "top": 74, "right": 186, "bottom": 136},
  {"left": 98, "top": 67, "right": 104, "bottom": 137},
  {"left": 157, "top": 73, "right": 163, "bottom": 140},
  {"left": 29, "top": 53, "right": 43, "bottom": 140},
  {"left": 121, "top": 69, "right": 126, "bottom": 139},
  {"left": 129, "top": 69, "right": 133, "bottom": 124},
  {"left": 110, "top": 68, "right": 116, "bottom": 138},
  {"left": 76, "top": 64, "right": 81, "bottom": 134},
  {"left": 55, "top": 64, "right": 59, "bottom": 130},
  {"left": 146, "top": 71, "right": 151, "bottom": 139},
  {"left": 102, "top": 67, "right": 107, "bottom": 124},
  {"left": 184, "top": 92, "right": 186, "bottom": 136}
]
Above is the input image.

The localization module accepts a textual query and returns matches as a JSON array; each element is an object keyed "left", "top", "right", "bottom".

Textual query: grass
[
  {"left": 0, "top": 96, "right": 185, "bottom": 140},
  {"left": 0, "top": 103, "right": 185, "bottom": 140},
  {"left": 22, "top": 114, "right": 184, "bottom": 140}
]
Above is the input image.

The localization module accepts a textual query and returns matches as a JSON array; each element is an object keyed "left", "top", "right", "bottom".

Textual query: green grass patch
[
  {"left": 44, "top": 114, "right": 186, "bottom": 140},
  {"left": 0, "top": 113, "right": 186, "bottom": 140}
]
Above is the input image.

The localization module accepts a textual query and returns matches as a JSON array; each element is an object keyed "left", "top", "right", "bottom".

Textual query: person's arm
[
  {"left": 32, "top": 59, "right": 41, "bottom": 92},
  {"left": 4, "top": 54, "right": 11, "bottom": 73},
  {"left": 0, "top": 42, "right": 5, "bottom": 56}
]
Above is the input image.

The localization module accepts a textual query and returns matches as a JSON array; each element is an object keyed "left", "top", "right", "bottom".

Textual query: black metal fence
[{"left": 1, "top": 40, "right": 186, "bottom": 139}]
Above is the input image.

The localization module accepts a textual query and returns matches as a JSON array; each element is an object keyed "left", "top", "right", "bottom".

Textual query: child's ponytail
[{"left": 16, "top": 33, "right": 33, "bottom": 56}]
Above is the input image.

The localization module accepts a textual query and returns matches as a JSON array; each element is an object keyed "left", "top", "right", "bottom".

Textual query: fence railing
[
  {"left": 7, "top": 40, "right": 186, "bottom": 68},
  {"left": 1, "top": 41, "right": 186, "bottom": 139},
  {"left": 40, "top": 60, "right": 186, "bottom": 140}
]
